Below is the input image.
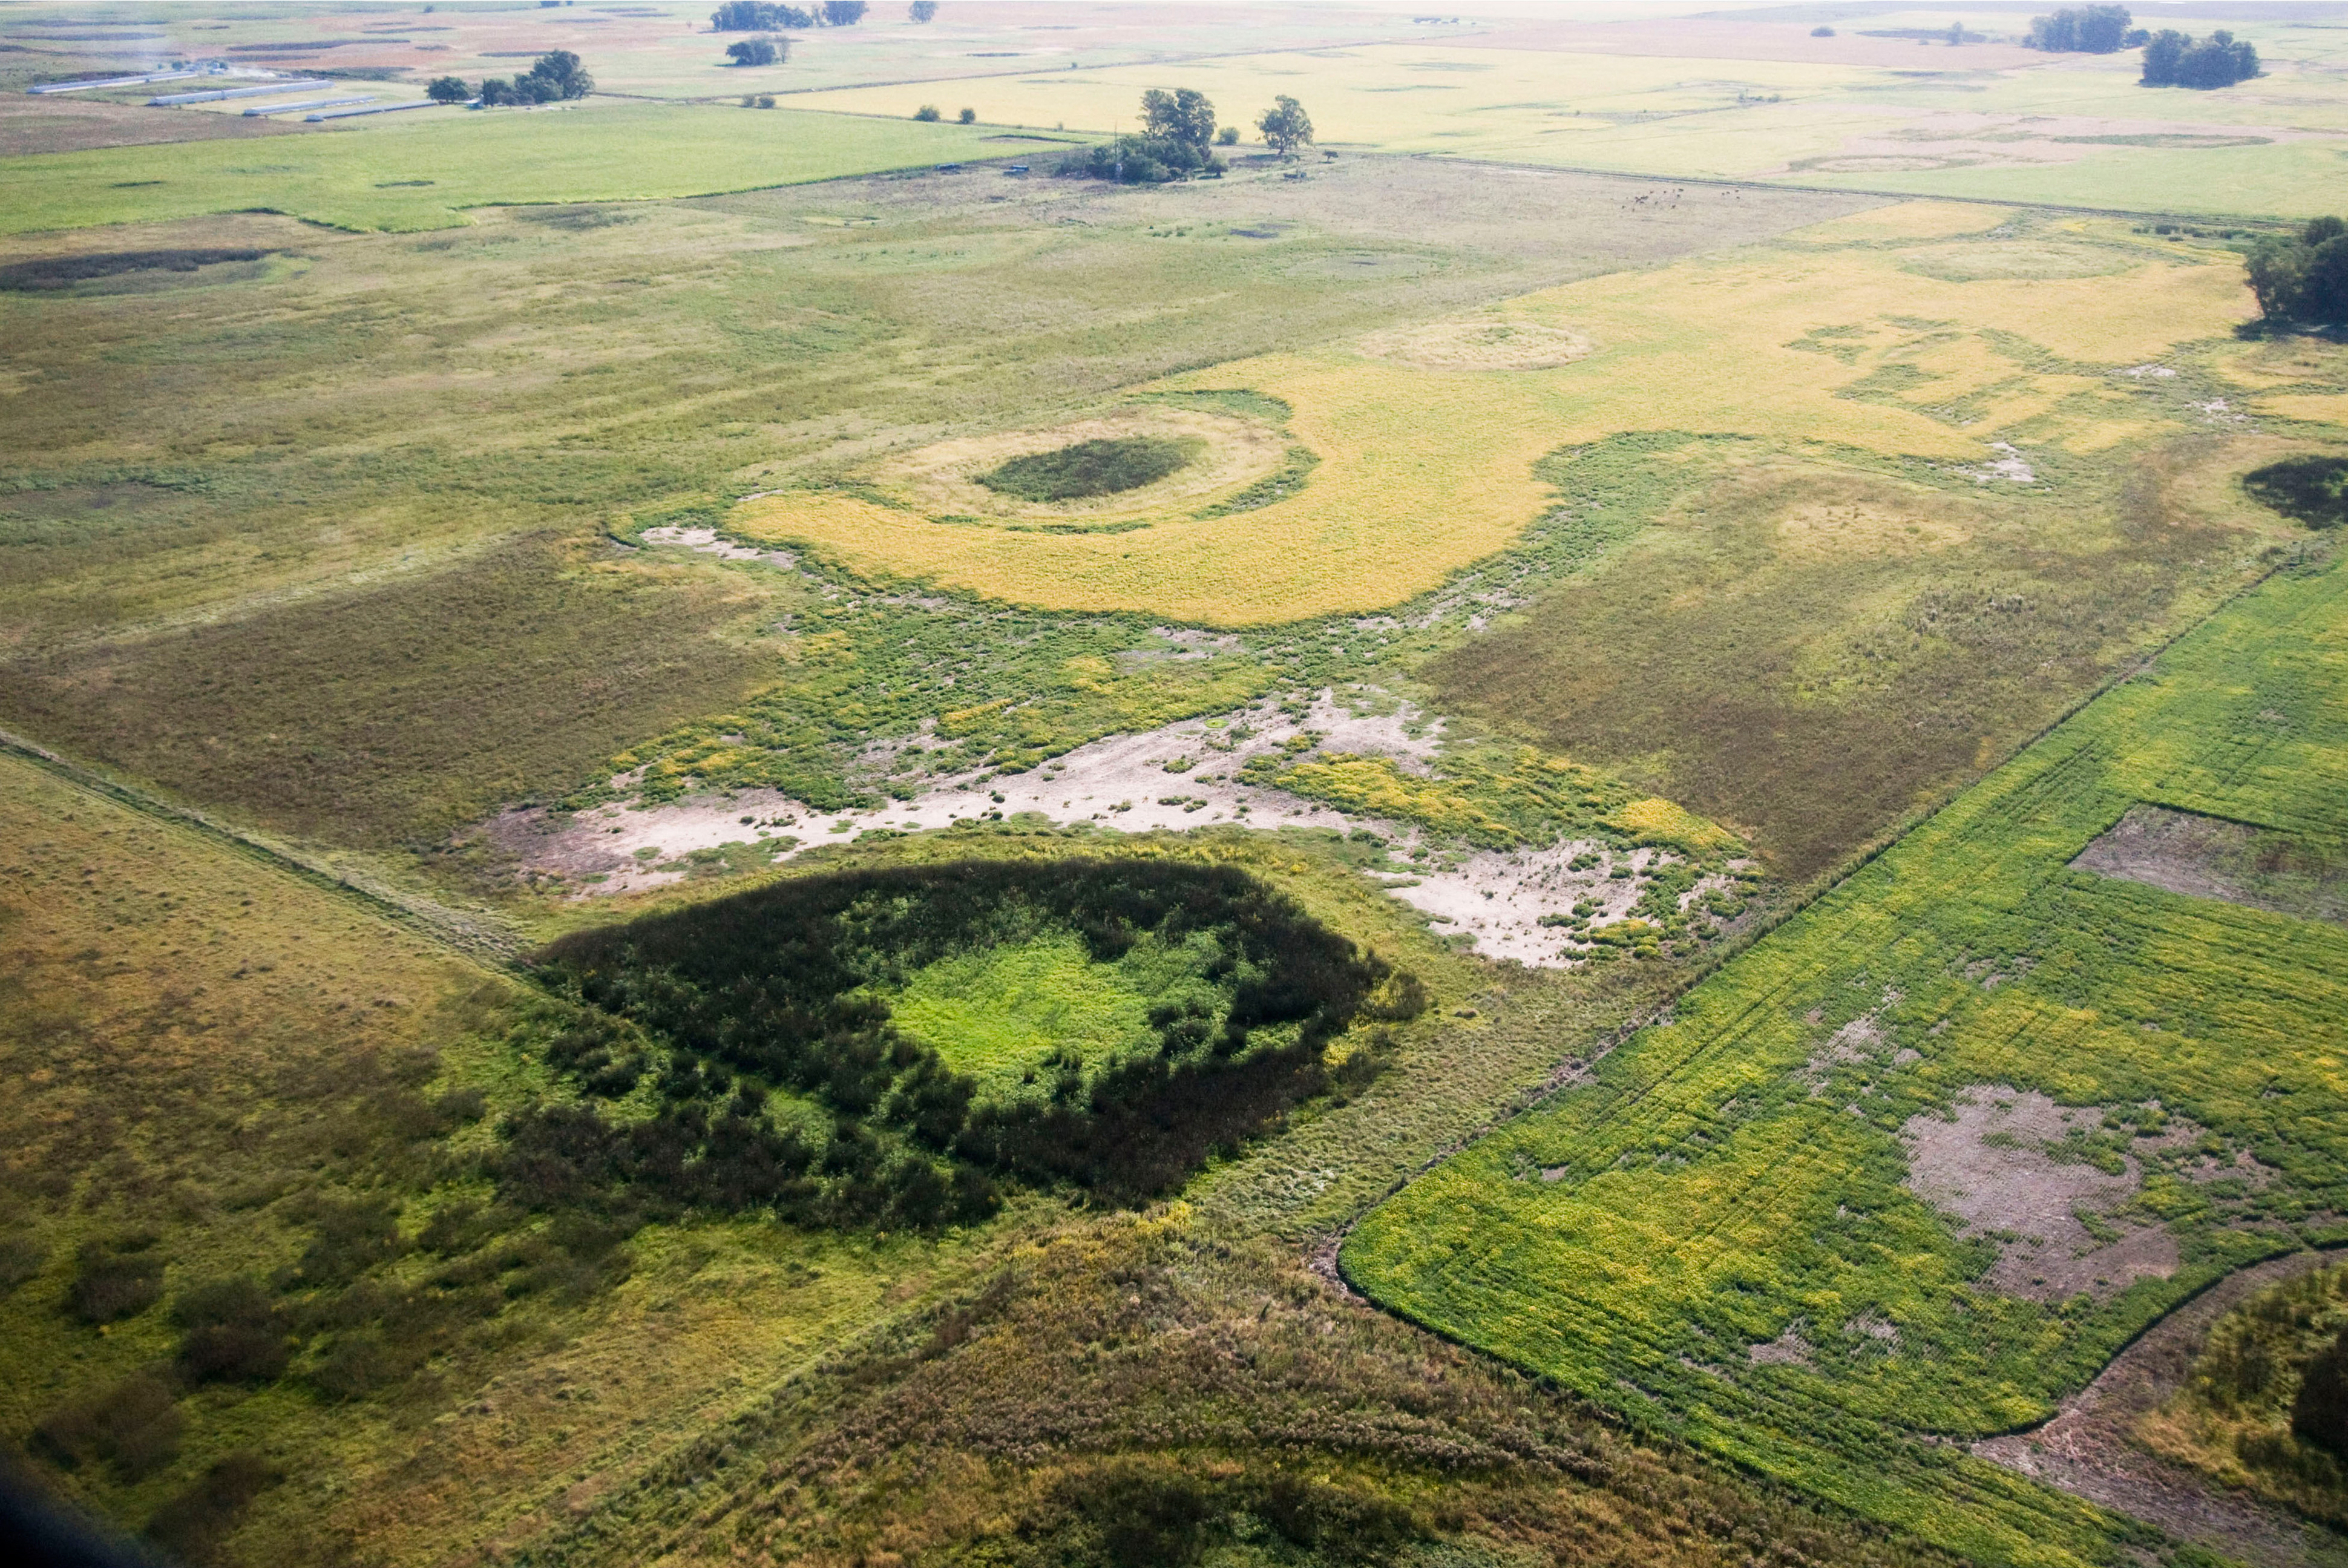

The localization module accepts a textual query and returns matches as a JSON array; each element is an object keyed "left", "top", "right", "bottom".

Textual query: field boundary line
[{"left": 0, "top": 724, "right": 528, "bottom": 970}]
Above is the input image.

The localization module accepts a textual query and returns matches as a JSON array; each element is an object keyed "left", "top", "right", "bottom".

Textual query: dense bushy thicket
[
  {"left": 2142, "top": 28, "right": 2259, "bottom": 87},
  {"left": 529, "top": 860, "right": 1408, "bottom": 1221},
  {"left": 1055, "top": 135, "right": 1223, "bottom": 185},
  {"left": 2245, "top": 216, "right": 2348, "bottom": 327},
  {"left": 2023, "top": 5, "right": 2131, "bottom": 52}
]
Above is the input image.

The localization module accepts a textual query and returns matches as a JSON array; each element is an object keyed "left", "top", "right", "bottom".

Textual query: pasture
[
  {"left": 0, "top": 101, "right": 1003, "bottom": 232},
  {"left": 1344, "top": 539, "right": 2348, "bottom": 1565}
]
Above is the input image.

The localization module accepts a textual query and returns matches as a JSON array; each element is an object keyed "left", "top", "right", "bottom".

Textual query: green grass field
[
  {"left": 0, "top": 102, "right": 1003, "bottom": 233},
  {"left": 1345, "top": 539, "right": 2348, "bottom": 1566}
]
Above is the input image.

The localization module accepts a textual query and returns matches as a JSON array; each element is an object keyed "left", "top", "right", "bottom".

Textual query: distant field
[
  {"left": 1346, "top": 541, "right": 2348, "bottom": 1564},
  {"left": 788, "top": 39, "right": 2348, "bottom": 220},
  {"left": 0, "top": 102, "right": 1003, "bottom": 233},
  {"left": 734, "top": 202, "right": 2260, "bottom": 625}
]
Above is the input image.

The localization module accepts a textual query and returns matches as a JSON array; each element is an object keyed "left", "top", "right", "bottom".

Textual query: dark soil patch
[{"left": 0, "top": 248, "right": 274, "bottom": 292}]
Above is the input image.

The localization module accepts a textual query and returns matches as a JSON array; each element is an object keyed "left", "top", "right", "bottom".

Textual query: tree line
[
  {"left": 425, "top": 50, "right": 592, "bottom": 107},
  {"left": 712, "top": 1, "right": 868, "bottom": 28}
]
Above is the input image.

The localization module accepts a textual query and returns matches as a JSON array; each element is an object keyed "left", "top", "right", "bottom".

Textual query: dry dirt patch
[
  {"left": 862, "top": 406, "right": 1288, "bottom": 524},
  {"left": 1903, "top": 1086, "right": 2189, "bottom": 1302},
  {"left": 1356, "top": 317, "right": 1591, "bottom": 372},
  {"left": 2072, "top": 804, "right": 2348, "bottom": 927}
]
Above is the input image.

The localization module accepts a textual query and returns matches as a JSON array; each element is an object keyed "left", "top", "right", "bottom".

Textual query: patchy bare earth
[
  {"left": 484, "top": 693, "right": 1700, "bottom": 966},
  {"left": 1976, "top": 1250, "right": 2348, "bottom": 1568},
  {"left": 1901, "top": 1086, "right": 2192, "bottom": 1302},
  {"left": 2073, "top": 803, "right": 2348, "bottom": 927}
]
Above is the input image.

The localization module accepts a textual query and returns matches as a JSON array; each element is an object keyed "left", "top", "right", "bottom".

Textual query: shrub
[
  {"left": 174, "top": 1277, "right": 290, "bottom": 1385},
  {"left": 1811, "top": 25, "right": 1835, "bottom": 36},
  {"left": 957, "top": 106, "right": 975, "bottom": 124},
  {"left": 914, "top": 104, "right": 941, "bottom": 122},
  {"left": 1053, "top": 134, "right": 1222, "bottom": 184},
  {"left": 1216, "top": 124, "right": 1239, "bottom": 145},
  {"left": 977, "top": 437, "right": 1198, "bottom": 502},
  {"left": 0, "top": 1235, "right": 46, "bottom": 1293},
  {"left": 68, "top": 1238, "right": 163, "bottom": 1323},
  {"left": 146, "top": 1451, "right": 274, "bottom": 1564},
  {"left": 35, "top": 1374, "right": 183, "bottom": 1479}
]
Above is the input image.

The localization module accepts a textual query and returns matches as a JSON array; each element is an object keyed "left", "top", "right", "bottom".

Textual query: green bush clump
[
  {"left": 2245, "top": 456, "right": 2348, "bottom": 530},
  {"left": 977, "top": 437, "right": 1199, "bottom": 502},
  {"left": 67, "top": 1237, "right": 163, "bottom": 1323}
]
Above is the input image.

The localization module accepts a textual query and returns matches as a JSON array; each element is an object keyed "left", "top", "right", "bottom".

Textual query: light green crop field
[
  {"left": 0, "top": 101, "right": 1005, "bottom": 233},
  {"left": 1345, "top": 541, "right": 2348, "bottom": 1566}
]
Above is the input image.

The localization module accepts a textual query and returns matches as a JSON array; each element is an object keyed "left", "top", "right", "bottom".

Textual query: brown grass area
[
  {"left": 532, "top": 1208, "right": 1961, "bottom": 1568},
  {"left": 2, "top": 536, "right": 780, "bottom": 847},
  {"left": 0, "top": 97, "right": 298, "bottom": 158},
  {"left": 1426, "top": 438, "right": 2291, "bottom": 879}
]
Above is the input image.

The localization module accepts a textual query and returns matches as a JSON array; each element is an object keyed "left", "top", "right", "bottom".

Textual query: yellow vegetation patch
[
  {"left": 734, "top": 214, "right": 2254, "bottom": 625},
  {"left": 2254, "top": 393, "right": 2348, "bottom": 426},
  {"left": 1791, "top": 200, "right": 2015, "bottom": 243},
  {"left": 1606, "top": 796, "right": 1742, "bottom": 855}
]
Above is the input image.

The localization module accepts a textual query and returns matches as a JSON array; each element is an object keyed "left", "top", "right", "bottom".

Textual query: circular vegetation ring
[
  {"left": 1357, "top": 317, "right": 1592, "bottom": 372},
  {"left": 865, "top": 405, "right": 1290, "bottom": 524}
]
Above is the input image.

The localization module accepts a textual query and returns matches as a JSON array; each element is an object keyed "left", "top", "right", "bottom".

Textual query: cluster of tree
[
  {"left": 2142, "top": 28, "right": 2260, "bottom": 87},
  {"left": 1054, "top": 88, "right": 1314, "bottom": 182},
  {"left": 726, "top": 36, "right": 787, "bottom": 65},
  {"left": 711, "top": 0, "right": 864, "bottom": 27},
  {"left": 533, "top": 858, "right": 1417, "bottom": 1216},
  {"left": 2244, "top": 215, "right": 2348, "bottom": 327},
  {"left": 439, "top": 50, "right": 592, "bottom": 107},
  {"left": 2022, "top": 5, "right": 2133, "bottom": 52}
]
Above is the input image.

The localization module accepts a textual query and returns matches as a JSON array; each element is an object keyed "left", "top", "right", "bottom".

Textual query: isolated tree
[
  {"left": 913, "top": 103, "right": 940, "bottom": 120},
  {"left": 822, "top": 0, "right": 867, "bottom": 24},
  {"left": 1256, "top": 94, "right": 1313, "bottom": 157},
  {"left": 957, "top": 105, "right": 975, "bottom": 123},
  {"left": 1947, "top": 21, "right": 1964, "bottom": 45},
  {"left": 726, "top": 38, "right": 781, "bottom": 65},
  {"left": 910, "top": 0, "right": 937, "bottom": 19},
  {"left": 1140, "top": 87, "right": 1216, "bottom": 155},
  {"left": 425, "top": 75, "right": 470, "bottom": 103}
]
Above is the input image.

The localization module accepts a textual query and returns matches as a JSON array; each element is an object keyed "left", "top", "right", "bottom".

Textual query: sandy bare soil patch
[
  {"left": 1903, "top": 1086, "right": 2192, "bottom": 1302},
  {"left": 2073, "top": 804, "right": 2348, "bottom": 928},
  {"left": 485, "top": 693, "right": 1692, "bottom": 967},
  {"left": 1356, "top": 317, "right": 1591, "bottom": 373},
  {"left": 1976, "top": 1250, "right": 2348, "bottom": 1568},
  {"left": 861, "top": 405, "right": 1288, "bottom": 524}
]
